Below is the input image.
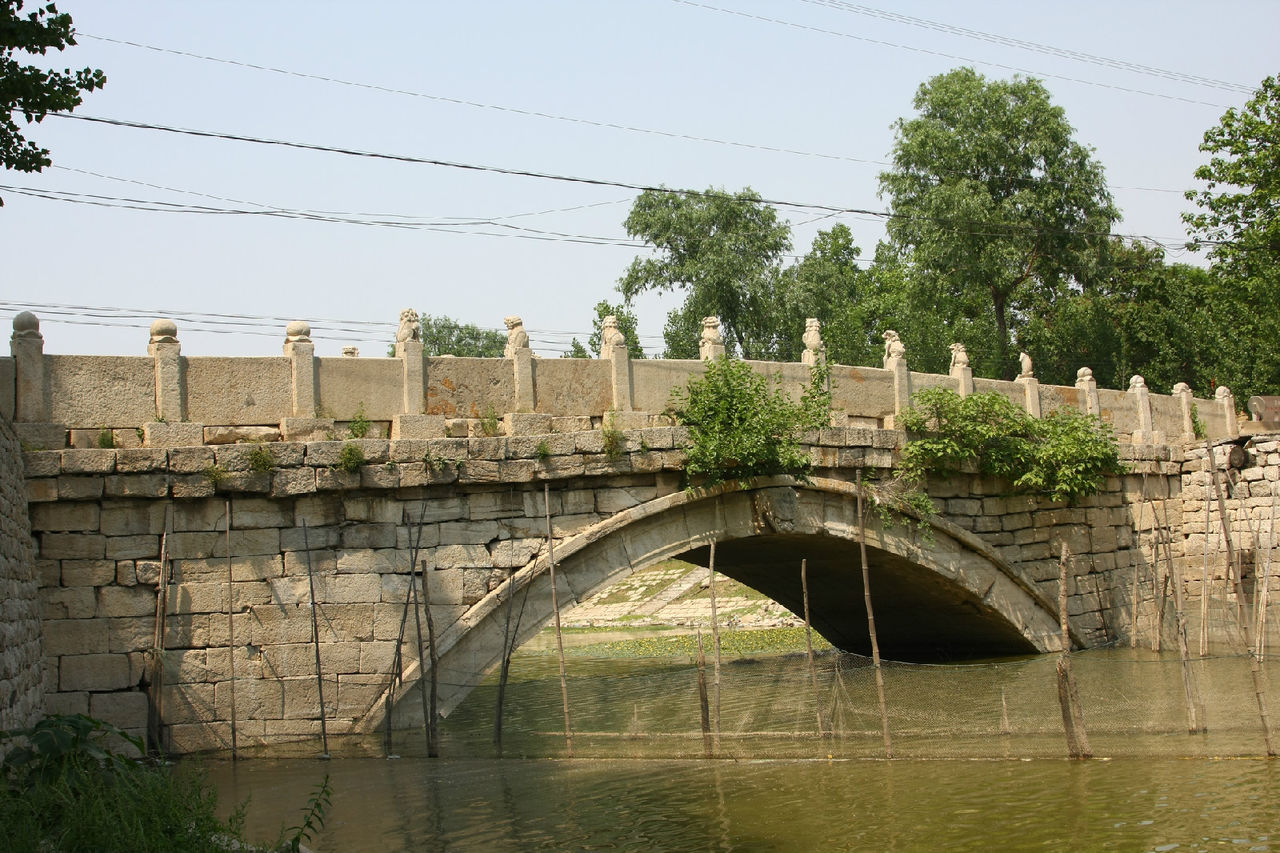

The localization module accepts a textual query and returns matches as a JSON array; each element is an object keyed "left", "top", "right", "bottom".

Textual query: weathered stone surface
[{"left": 205, "top": 426, "right": 281, "bottom": 445}]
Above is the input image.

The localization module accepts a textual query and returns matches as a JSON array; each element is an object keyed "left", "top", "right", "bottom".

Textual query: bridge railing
[{"left": 2, "top": 310, "right": 1237, "bottom": 450}]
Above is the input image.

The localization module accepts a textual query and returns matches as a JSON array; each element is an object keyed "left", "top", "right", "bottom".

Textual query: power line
[
  {"left": 78, "top": 32, "right": 1204, "bottom": 198},
  {"left": 668, "top": 0, "right": 1231, "bottom": 109},
  {"left": 796, "top": 0, "right": 1255, "bottom": 94}
]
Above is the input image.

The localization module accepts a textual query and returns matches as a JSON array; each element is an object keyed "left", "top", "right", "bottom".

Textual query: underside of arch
[{"left": 360, "top": 476, "right": 1066, "bottom": 727}]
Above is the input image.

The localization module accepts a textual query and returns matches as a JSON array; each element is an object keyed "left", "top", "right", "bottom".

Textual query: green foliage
[
  {"left": 346, "top": 403, "right": 371, "bottom": 439},
  {"left": 899, "top": 388, "right": 1123, "bottom": 504},
  {"left": 619, "top": 187, "right": 791, "bottom": 359},
  {"left": 1, "top": 1, "right": 106, "bottom": 204},
  {"left": 95, "top": 428, "right": 114, "bottom": 449},
  {"left": 202, "top": 463, "right": 228, "bottom": 486},
  {"left": 565, "top": 300, "right": 647, "bottom": 359},
  {"left": 1191, "top": 403, "right": 1206, "bottom": 440},
  {"left": 670, "top": 357, "right": 831, "bottom": 487},
  {"left": 247, "top": 442, "right": 274, "bottom": 473},
  {"left": 879, "top": 67, "right": 1118, "bottom": 378},
  {"left": 416, "top": 313, "right": 507, "bottom": 357},
  {"left": 0, "top": 714, "right": 243, "bottom": 852},
  {"left": 337, "top": 442, "right": 364, "bottom": 473},
  {"left": 601, "top": 413, "right": 625, "bottom": 459},
  {"left": 479, "top": 407, "right": 501, "bottom": 437},
  {"left": 283, "top": 773, "right": 332, "bottom": 853},
  {"left": 536, "top": 439, "right": 552, "bottom": 461}
]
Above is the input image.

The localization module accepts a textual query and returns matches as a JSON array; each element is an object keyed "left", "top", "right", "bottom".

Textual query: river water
[{"left": 207, "top": 647, "right": 1280, "bottom": 851}]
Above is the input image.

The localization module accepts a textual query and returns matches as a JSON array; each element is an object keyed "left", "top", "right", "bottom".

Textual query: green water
[{"left": 208, "top": 647, "right": 1280, "bottom": 851}]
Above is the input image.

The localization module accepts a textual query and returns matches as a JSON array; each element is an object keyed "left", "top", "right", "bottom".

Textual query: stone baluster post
[
  {"left": 1216, "top": 386, "right": 1238, "bottom": 438},
  {"left": 504, "top": 315, "right": 535, "bottom": 413},
  {"left": 881, "top": 331, "right": 911, "bottom": 427},
  {"left": 10, "top": 311, "right": 47, "bottom": 423},
  {"left": 1075, "top": 367, "right": 1100, "bottom": 416},
  {"left": 1172, "top": 382, "right": 1195, "bottom": 440},
  {"left": 599, "top": 315, "right": 633, "bottom": 412},
  {"left": 1127, "top": 375, "right": 1160, "bottom": 444},
  {"left": 148, "top": 319, "right": 185, "bottom": 423},
  {"left": 284, "top": 321, "right": 317, "bottom": 418},
  {"left": 948, "top": 343, "right": 973, "bottom": 397},
  {"left": 698, "top": 316, "right": 726, "bottom": 361},
  {"left": 1015, "top": 351, "right": 1041, "bottom": 418}
]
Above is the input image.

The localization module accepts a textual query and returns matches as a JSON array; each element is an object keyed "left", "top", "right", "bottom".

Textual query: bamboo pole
[
  {"left": 544, "top": 482, "right": 573, "bottom": 757},
  {"left": 147, "top": 508, "right": 171, "bottom": 756},
  {"left": 1202, "top": 457, "right": 1213, "bottom": 656},
  {"left": 1055, "top": 543, "right": 1091, "bottom": 759},
  {"left": 301, "top": 521, "right": 330, "bottom": 757},
  {"left": 225, "top": 500, "right": 238, "bottom": 760},
  {"left": 1206, "top": 440, "right": 1245, "bottom": 629},
  {"left": 708, "top": 539, "right": 722, "bottom": 753},
  {"left": 1131, "top": 476, "right": 1146, "bottom": 649},
  {"left": 422, "top": 559, "right": 440, "bottom": 756},
  {"left": 1155, "top": 496, "right": 1206, "bottom": 733},
  {"left": 1149, "top": 476, "right": 1166, "bottom": 653},
  {"left": 696, "top": 630, "right": 712, "bottom": 758},
  {"left": 855, "top": 470, "right": 892, "bottom": 759},
  {"left": 1257, "top": 491, "right": 1278, "bottom": 658},
  {"left": 409, "top": 560, "right": 434, "bottom": 757},
  {"left": 800, "top": 558, "right": 826, "bottom": 736},
  {"left": 384, "top": 501, "right": 430, "bottom": 758}
]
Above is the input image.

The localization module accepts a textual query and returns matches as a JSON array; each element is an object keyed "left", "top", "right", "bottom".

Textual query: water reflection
[{"left": 207, "top": 649, "right": 1280, "bottom": 851}]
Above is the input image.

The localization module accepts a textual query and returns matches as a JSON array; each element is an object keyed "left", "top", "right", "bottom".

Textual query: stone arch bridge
[{"left": 5, "top": 310, "right": 1272, "bottom": 752}]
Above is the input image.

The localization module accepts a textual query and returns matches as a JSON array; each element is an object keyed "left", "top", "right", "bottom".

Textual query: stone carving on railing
[
  {"left": 396, "top": 308, "right": 420, "bottom": 343},
  {"left": 148, "top": 319, "right": 177, "bottom": 347},
  {"left": 699, "top": 316, "right": 725, "bottom": 361},
  {"left": 504, "top": 315, "right": 530, "bottom": 357},
  {"left": 882, "top": 330, "right": 906, "bottom": 368},
  {"left": 284, "top": 320, "right": 311, "bottom": 344},
  {"left": 1216, "top": 385, "right": 1238, "bottom": 438},
  {"left": 599, "top": 315, "right": 627, "bottom": 358},
  {"left": 1019, "top": 351, "right": 1033, "bottom": 379},
  {"left": 949, "top": 343, "right": 973, "bottom": 397},
  {"left": 1075, "top": 367, "right": 1100, "bottom": 416},
  {"left": 801, "top": 318, "right": 825, "bottom": 367}
]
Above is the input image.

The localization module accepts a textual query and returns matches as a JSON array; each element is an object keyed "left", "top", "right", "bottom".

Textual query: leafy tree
[
  {"left": 564, "top": 299, "right": 646, "bottom": 359},
  {"left": 879, "top": 67, "right": 1118, "bottom": 378},
  {"left": 669, "top": 357, "right": 830, "bottom": 487},
  {"left": 619, "top": 187, "right": 791, "bottom": 359},
  {"left": 1184, "top": 75, "right": 1280, "bottom": 285},
  {"left": 1183, "top": 75, "right": 1280, "bottom": 398},
  {"left": 418, "top": 313, "right": 506, "bottom": 357},
  {"left": 773, "top": 224, "right": 879, "bottom": 365},
  {"left": 1, "top": 1, "right": 105, "bottom": 204}
]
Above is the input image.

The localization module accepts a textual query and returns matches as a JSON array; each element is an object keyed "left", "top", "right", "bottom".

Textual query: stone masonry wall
[
  {"left": 22, "top": 424, "right": 1184, "bottom": 753},
  {"left": 1, "top": 416, "right": 42, "bottom": 735}
]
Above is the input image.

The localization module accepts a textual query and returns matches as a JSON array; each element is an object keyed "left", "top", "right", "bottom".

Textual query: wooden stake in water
[
  {"left": 302, "top": 521, "right": 330, "bottom": 757},
  {"left": 696, "top": 630, "right": 712, "bottom": 758},
  {"left": 225, "top": 500, "right": 238, "bottom": 760},
  {"left": 708, "top": 539, "right": 722, "bottom": 753},
  {"left": 544, "top": 482, "right": 573, "bottom": 757},
  {"left": 1256, "top": 491, "right": 1278, "bottom": 658},
  {"left": 855, "top": 470, "right": 892, "bottom": 759},
  {"left": 1206, "top": 439, "right": 1245, "bottom": 629},
  {"left": 1202, "top": 457, "right": 1213, "bottom": 657},
  {"left": 1055, "top": 543, "right": 1091, "bottom": 759},
  {"left": 801, "top": 558, "right": 826, "bottom": 736},
  {"left": 409, "top": 560, "right": 434, "bottom": 758},
  {"left": 147, "top": 508, "right": 171, "bottom": 756},
  {"left": 1154, "top": 497, "right": 1206, "bottom": 733},
  {"left": 1131, "top": 476, "right": 1146, "bottom": 649}
]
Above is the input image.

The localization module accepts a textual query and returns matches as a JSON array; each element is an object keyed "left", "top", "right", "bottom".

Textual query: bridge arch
[{"left": 361, "top": 476, "right": 1068, "bottom": 728}]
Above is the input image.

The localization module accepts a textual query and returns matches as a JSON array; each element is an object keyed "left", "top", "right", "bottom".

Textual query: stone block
[
  {"left": 105, "top": 534, "right": 159, "bottom": 560},
  {"left": 60, "top": 653, "right": 131, "bottom": 691},
  {"left": 41, "top": 532, "right": 106, "bottom": 560},
  {"left": 44, "top": 691, "right": 89, "bottom": 716},
  {"left": 504, "top": 412, "right": 553, "bottom": 435},
  {"left": 341, "top": 523, "right": 398, "bottom": 550},
  {"left": 30, "top": 502, "right": 100, "bottom": 532},
  {"left": 444, "top": 418, "right": 469, "bottom": 438},
  {"left": 43, "top": 618, "right": 110, "bottom": 656},
  {"left": 294, "top": 494, "right": 343, "bottom": 527},
  {"left": 106, "top": 616, "right": 154, "bottom": 652},
  {"left": 26, "top": 478, "right": 57, "bottom": 502},
  {"left": 319, "top": 573, "right": 383, "bottom": 604},
  {"left": 458, "top": 459, "right": 501, "bottom": 482},
  {"left": 169, "top": 446, "right": 216, "bottom": 474},
  {"left": 105, "top": 474, "right": 169, "bottom": 498},
  {"left": 215, "top": 678, "right": 284, "bottom": 720},
  {"left": 205, "top": 426, "right": 281, "bottom": 445},
  {"left": 285, "top": 548, "right": 338, "bottom": 577},
  {"left": 360, "top": 463, "right": 400, "bottom": 489},
  {"left": 282, "top": 524, "right": 339, "bottom": 553},
  {"left": 136, "top": 560, "right": 162, "bottom": 585},
  {"left": 57, "top": 476, "right": 103, "bottom": 500},
  {"left": 116, "top": 448, "right": 168, "bottom": 472},
  {"left": 15, "top": 423, "right": 66, "bottom": 451},
  {"left": 438, "top": 519, "right": 501, "bottom": 544},
  {"left": 98, "top": 585, "right": 157, "bottom": 618},
  {"left": 232, "top": 497, "right": 293, "bottom": 529},
  {"left": 281, "top": 418, "right": 336, "bottom": 442},
  {"left": 391, "top": 414, "right": 446, "bottom": 440},
  {"left": 171, "top": 475, "right": 217, "bottom": 499},
  {"left": 316, "top": 469, "right": 360, "bottom": 491},
  {"left": 22, "top": 449, "right": 61, "bottom": 477},
  {"left": 432, "top": 544, "right": 491, "bottom": 569},
  {"left": 100, "top": 502, "right": 167, "bottom": 536},
  {"left": 115, "top": 560, "right": 138, "bottom": 586},
  {"left": 60, "top": 449, "right": 116, "bottom": 474},
  {"left": 143, "top": 422, "right": 205, "bottom": 448},
  {"left": 41, "top": 587, "right": 96, "bottom": 619}
]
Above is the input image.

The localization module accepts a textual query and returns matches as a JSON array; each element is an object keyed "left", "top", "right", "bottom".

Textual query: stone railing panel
[
  {"left": 46, "top": 355, "right": 154, "bottom": 427},
  {"left": 186, "top": 356, "right": 293, "bottom": 426}
]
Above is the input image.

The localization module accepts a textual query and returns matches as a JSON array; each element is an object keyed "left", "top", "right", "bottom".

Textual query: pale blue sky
[{"left": 3, "top": 1, "right": 1276, "bottom": 359}]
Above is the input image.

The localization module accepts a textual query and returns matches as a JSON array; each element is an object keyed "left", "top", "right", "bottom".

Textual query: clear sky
[{"left": 3, "top": 1, "right": 1276, "bottom": 360}]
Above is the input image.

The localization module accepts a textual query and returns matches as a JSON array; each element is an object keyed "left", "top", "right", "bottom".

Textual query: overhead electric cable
[
  {"left": 796, "top": 0, "right": 1255, "bottom": 94},
  {"left": 79, "top": 33, "right": 1207, "bottom": 198},
  {"left": 668, "top": 0, "right": 1230, "bottom": 109}
]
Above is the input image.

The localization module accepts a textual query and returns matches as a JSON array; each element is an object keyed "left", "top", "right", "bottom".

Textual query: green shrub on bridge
[
  {"left": 898, "top": 388, "right": 1123, "bottom": 504},
  {"left": 670, "top": 357, "right": 831, "bottom": 487}
]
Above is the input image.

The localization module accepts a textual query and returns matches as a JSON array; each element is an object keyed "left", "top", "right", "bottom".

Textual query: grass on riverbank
[{"left": 523, "top": 625, "right": 833, "bottom": 659}]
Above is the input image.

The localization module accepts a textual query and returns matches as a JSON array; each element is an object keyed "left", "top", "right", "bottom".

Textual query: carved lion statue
[
  {"left": 396, "top": 308, "right": 420, "bottom": 343},
  {"left": 504, "top": 315, "right": 529, "bottom": 356}
]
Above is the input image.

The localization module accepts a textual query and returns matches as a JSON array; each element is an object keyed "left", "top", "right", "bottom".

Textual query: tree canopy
[
  {"left": 879, "top": 67, "right": 1118, "bottom": 378},
  {"left": 563, "top": 300, "right": 645, "bottom": 359},
  {"left": 416, "top": 314, "right": 506, "bottom": 357},
  {"left": 1, "top": 1, "right": 104, "bottom": 202}
]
